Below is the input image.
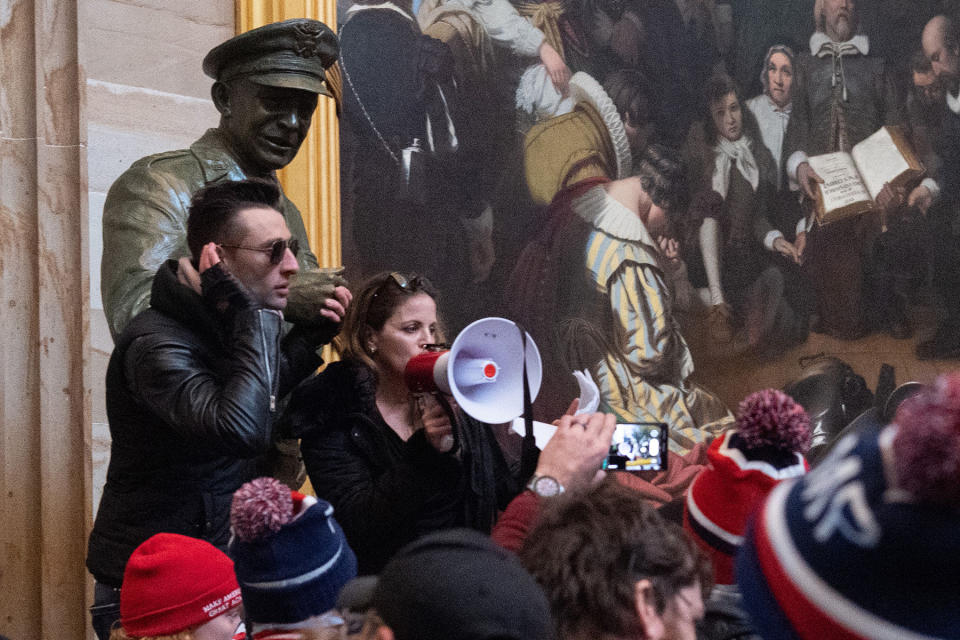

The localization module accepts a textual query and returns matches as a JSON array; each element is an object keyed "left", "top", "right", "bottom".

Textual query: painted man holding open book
[{"left": 783, "top": 0, "right": 931, "bottom": 339}]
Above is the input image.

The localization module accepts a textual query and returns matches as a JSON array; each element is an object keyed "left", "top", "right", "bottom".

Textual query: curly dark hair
[
  {"left": 634, "top": 143, "right": 688, "bottom": 213},
  {"left": 519, "top": 479, "right": 711, "bottom": 639}
]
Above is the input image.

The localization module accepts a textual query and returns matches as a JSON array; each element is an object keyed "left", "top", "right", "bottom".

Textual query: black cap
[
  {"left": 352, "top": 529, "right": 555, "bottom": 640},
  {"left": 203, "top": 18, "right": 339, "bottom": 96}
]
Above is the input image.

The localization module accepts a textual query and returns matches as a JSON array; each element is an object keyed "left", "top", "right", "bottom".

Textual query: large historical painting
[{"left": 335, "top": 0, "right": 960, "bottom": 439}]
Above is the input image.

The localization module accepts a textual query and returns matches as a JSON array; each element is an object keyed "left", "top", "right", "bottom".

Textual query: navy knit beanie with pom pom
[
  {"left": 229, "top": 477, "right": 358, "bottom": 627},
  {"left": 737, "top": 374, "right": 960, "bottom": 640}
]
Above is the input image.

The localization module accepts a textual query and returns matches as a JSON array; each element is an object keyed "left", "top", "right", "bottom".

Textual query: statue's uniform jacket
[{"left": 100, "top": 127, "right": 318, "bottom": 340}]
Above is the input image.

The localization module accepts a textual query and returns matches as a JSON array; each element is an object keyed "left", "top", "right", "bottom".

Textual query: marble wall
[
  {"left": 1, "top": 1, "right": 232, "bottom": 637},
  {"left": 81, "top": 0, "right": 233, "bottom": 526}
]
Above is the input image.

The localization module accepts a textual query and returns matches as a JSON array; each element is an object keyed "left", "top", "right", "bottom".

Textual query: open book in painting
[{"left": 807, "top": 126, "right": 925, "bottom": 225}]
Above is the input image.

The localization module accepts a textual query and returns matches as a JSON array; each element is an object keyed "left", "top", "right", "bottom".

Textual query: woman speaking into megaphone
[{"left": 279, "top": 272, "right": 522, "bottom": 575}]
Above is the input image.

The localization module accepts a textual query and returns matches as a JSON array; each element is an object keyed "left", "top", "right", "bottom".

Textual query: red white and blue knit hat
[
  {"left": 229, "top": 477, "right": 358, "bottom": 627},
  {"left": 737, "top": 373, "right": 960, "bottom": 640},
  {"left": 684, "top": 389, "right": 810, "bottom": 584}
]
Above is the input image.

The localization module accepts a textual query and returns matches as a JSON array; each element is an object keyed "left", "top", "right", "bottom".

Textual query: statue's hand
[{"left": 284, "top": 267, "right": 351, "bottom": 341}]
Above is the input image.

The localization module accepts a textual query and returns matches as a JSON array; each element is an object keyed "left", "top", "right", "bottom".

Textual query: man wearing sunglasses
[
  {"left": 87, "top": 179, "right": 344, "bottom": 640},
  {"left": 100, "top": 18, "right": 345, "bottom": 342}
]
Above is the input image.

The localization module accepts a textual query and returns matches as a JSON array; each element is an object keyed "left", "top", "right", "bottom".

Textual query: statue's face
[
  {"left": 766, "top": 52, "right": 794, "bottom": 108},
  {"left": 220, "top": 80, "right": 319, "bottom": 174},
  {"left": 823, "top": 0, "right": 856, "bottom": 42}
]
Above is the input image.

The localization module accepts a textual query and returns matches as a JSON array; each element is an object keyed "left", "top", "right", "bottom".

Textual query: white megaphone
[{"left": 404, "top": 317, "right": 542, "bottom": 424}]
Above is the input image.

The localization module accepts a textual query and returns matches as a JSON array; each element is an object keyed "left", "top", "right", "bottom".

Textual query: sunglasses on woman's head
[
  {"left": 219, "top": 238, "right": 300, "bottom": 265},
  {"left": 386, "top": 271, "right": 424, "bottom": 290}
]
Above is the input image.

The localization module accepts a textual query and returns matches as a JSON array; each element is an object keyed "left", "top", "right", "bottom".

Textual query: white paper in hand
[
  {"left": 510, "top": 417, "right": 557, "bottom": 450},
  {"left": 510, "top": 370, "right": 601, "bottom": 448},
  {"left": 573, "top": 369, "right": 600, "bottom": 414}
]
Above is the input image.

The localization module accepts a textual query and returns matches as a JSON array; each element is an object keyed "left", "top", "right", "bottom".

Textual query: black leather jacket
[{"left": 86, "top": 260, "right": 322, "bottom": 587}]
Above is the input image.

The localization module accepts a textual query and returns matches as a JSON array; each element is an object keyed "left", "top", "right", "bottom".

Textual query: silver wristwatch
[{"left": 526, "top": 474, "right": 564, "bottom": 498}]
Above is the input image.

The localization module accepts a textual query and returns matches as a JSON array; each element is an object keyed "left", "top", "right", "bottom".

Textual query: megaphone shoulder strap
[{"left": 517, "top": 322, "right": 539, "bottom": 480}]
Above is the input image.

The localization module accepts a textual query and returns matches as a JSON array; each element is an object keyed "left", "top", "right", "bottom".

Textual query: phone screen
[{"left": 602, "top": 422, "right": 668, "bottom": 473}]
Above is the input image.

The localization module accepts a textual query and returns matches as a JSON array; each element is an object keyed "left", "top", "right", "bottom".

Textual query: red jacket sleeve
[{"left": 491, "top": 490, "right": 541, "bottom": 553}]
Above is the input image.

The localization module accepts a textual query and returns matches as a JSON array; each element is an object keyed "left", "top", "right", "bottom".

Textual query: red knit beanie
[
  {"left": 121, "top": 533, "right": 242, "bottom": 636},
  {"left": 684, "top": 389, "right": 811, "bottom": 584}
]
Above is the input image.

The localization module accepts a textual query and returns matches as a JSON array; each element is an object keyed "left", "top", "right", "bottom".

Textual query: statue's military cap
[{"left": 203, "top": 19, "right": 339, "bottom": 96}]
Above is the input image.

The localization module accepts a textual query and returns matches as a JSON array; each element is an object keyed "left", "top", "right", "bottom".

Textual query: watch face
[{"left": 533, "top": 476, "right": 561, "bottom": 497}]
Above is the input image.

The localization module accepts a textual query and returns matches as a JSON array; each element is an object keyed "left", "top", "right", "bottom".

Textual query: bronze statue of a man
[{"left": 101, "top": 19, "right": 342, "bottom": 339}]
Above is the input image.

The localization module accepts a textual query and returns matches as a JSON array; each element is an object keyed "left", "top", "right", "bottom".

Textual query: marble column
[{"left": 0, "top": 0, "right": 89, "bottom": 637}]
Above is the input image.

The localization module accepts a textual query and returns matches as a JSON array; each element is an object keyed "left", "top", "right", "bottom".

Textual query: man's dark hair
[
  {"left": 186, "top": 178, "right": 282, "bottom": 261},
  {"left": 635, "top": 143, "right": 688, "bottom": 213},
  {"left": 705, "top": 73, "right": 741, "bottom": 109},
  {"left": 519, "top": 479, "right": 711, "bottom": 640},
  {"left": 603, "top": 69, "right": 651, "bottom": 129}
]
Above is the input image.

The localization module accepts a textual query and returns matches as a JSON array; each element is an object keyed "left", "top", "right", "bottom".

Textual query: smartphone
[{"left": 602, "top": 422, "right": 668, "bottom": 473}]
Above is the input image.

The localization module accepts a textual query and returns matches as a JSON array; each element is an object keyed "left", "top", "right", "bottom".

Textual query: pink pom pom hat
[
  {"left": 684, "top": 389, "right": 811, "bottom": 584},
  {"left": 229, "top": 477, "right": 357, "bottom": 627}
]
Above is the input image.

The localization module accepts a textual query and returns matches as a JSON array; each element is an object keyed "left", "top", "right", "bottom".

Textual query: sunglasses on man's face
[{"left": 220, "top": 238, "right": 300, "bottom": 265}]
